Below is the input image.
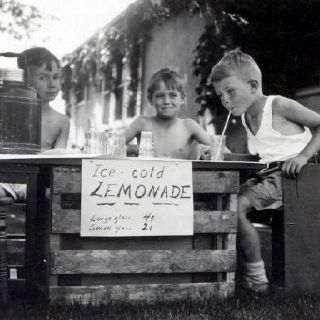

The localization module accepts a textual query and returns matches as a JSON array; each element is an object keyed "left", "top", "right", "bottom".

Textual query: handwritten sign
[{"left": 81, "top": 159, "right": 194, "bottom": 237}]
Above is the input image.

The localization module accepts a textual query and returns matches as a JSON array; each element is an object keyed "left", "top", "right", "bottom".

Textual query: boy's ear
[{"left": 248, "top": 79, "right": 259, "bottom": 92}]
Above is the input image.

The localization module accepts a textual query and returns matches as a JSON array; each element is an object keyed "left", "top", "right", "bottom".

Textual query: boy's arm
[
  {"left": 187, "top": 119, "right": 212, "bottom": 146},
  {"left": 125, "top": 117, "right": 143, "bottom": 144},
  {"left": 276, "top": 97, "right": 320, "bottom": 178},
  {"left": 125, "top": 117, "right": 145, "bottom": 156},
  {"left": 53, "top": 117, "right": 70, "bottom": 148}
]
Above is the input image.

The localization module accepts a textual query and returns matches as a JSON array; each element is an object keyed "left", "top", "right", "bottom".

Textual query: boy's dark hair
[
  {"left": 18, "top": 47, "right": 60, "bottom": 71},
  {"left": 210, "top": 48, "right": 262, "bottom": 84},
  {"left": 147, "top": 68, "right": 186, "bottom": 103}
]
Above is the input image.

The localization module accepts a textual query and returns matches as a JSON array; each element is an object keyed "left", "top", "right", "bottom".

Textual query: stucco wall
[{"left": 142, "top": 11, "right": 208, "bottom": 120}]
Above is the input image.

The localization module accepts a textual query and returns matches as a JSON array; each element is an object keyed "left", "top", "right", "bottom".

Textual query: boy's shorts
[{"left": 240, "top": 171, "right": 282, "bottom": 211}]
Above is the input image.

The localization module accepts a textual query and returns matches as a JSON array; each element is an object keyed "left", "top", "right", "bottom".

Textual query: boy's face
[
  {"left": 151, "top": 81, "right": 184, "bottom": 120},
  {"left": 29, "top": 61, "right": 61, "bottom": 103},
  {"left": 213, "top": 75, "right": 256, "bottom": 116}
]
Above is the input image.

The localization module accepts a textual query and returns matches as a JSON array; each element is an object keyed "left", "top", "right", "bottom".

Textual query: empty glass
[
  {"left": 139, "top": 131, "right": 155, "bottom": 158},
  {"left": 106, "top": 129, "right": 126, "bottom": 157},
  {"left": 84, "top": 129, "right": 106, "bottom": 154},
  {"left": 210, "top": 135, "right": 226, "bottom": 161}
]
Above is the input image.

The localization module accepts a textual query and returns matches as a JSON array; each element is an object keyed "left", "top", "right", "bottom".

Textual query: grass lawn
[{"left": 2, "top": 287, "right": 320, "bottom": 320}]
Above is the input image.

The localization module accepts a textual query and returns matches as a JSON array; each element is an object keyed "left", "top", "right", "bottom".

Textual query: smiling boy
[
  {"left": 210, "top": 49, "right": 320, "bottom": 291},
  {"left": 126, "top": 68, "right": 211, "bottom": 159}
]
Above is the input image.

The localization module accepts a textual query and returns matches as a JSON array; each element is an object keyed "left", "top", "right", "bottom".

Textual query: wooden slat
[
  {"left": 51, "top": 195, "right": 79, "bottom": 233},
  {"left": 4, "top": 203, "right": 26, "bottom": 236},
  {"left": 49, "top": 234, "right": 61, "bottom": 287},
  {"left": 0, "top": 211, "right": 7, "bottom": 306},
  {"left": 52, "top": 168, "right": 81, "bottom": 194},
  {"left": 52, "top": 169, "right": 239, "bottom": 194},
  {"left": 80, "top": 236, "right": 192, "bottom": 250},
  {"left": 226, "top": 194, "right": 237, "bottom": 282},
  {"left": 192, "top": 171, "right": 239, "bottom": 194},
  {"left": 216, "top": 235, "right": 224, "bottom": 282},
  {"left": 50, "top": 282, "right": 235, "bottom": 304},
  {"left": 229, "top": 194, "right": 237, "bottom": 211},
  {"left": 52, "top": 201, "right": 237, "bottom": 234},
  {"left": 50, "top": 249, "right": 236, "bottom": 274},
  {"left": 7, "top": 239, "right": 25, "bottom": 266},
  {"left": 192, "top": 234, "right": 212, "bottom": 282},
  {"left": 80, "top": 273, "right": 192, "bottom": 286},
  {"left": 225, "top": 234, "right": 236, "bottom": 283},
  {"left": 216, "top": 194, "right": 224, "bottom": 282}
]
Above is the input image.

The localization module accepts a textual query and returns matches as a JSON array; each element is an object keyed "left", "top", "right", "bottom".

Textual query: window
[
  {"left": 75, "top": 79, "right": 91, "bottom": 105},
  {"left": 101, "top": 41, "right": 143, "bottom": 127}
]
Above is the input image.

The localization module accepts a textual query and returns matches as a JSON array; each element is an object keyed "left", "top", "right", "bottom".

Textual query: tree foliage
[
  {"left": 0, "top": 0, "right": 48, "bottom": 39},
  {"left": 193, "top": 0, "right": 320, "bottom": 129}
]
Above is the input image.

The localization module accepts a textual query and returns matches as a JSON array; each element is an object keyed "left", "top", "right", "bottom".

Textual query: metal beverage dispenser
[{"left": 0, "top": 52, "right": 41, "bottom": 154}]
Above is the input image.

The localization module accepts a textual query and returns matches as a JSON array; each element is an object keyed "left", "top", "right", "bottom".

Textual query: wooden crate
[
  {"left": 0, "top": 203, "right": 26, "bottom": 293},
  {"left": 273, "top": 164, "right": 320, "bottom": 292},
  {"left": 41, "top": 166, "right": 239, "bottom": 304}
]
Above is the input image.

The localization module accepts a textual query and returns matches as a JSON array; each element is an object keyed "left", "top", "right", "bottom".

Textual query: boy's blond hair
[
  {"left": 210, "top": 49, "right": 262, "bottom": 85},
  {"left": 147, "top": 68, "right": 186, "bottom": 103}
]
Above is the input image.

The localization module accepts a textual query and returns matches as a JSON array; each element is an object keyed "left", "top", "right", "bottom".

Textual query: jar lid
[{"left": 0, "top": 68, "right": 24, "bottom": 82}]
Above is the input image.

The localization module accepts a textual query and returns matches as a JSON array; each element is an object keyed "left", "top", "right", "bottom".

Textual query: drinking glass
[
  {"left": 139, "top": 131, "right": 155, "bottom": 158},
  {"left": 210, "top": 135, "right": 226, "bottom": 161},
  {"left": 84, "top": 129, "right": 106, "bottom": 154}
]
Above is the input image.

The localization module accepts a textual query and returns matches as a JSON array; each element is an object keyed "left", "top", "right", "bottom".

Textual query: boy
[
  {"left": 126, "top": 68, "right": 211, "bottom": 159},
  {"left": 210, "top": 49, "right": 320, "bottom": 292},
  {"left": 0, "top": 47, "right": 70, "bottom": 200},
  {"left": 19, "top": 47, "right": 70, "bottom": 150}
]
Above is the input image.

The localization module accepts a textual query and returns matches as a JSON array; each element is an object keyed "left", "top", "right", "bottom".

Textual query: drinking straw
[{"left": 214, "top": 110, "right": 231, "bottom": 161}]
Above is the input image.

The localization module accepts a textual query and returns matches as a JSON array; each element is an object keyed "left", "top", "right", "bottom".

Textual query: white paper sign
[{"left": 81, "top": 159, "right": 194, "bottom": 236}]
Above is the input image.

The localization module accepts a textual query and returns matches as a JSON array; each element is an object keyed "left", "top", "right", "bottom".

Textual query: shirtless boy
[
  {"left": 19, "top": 47, "right": 70, "bottom": 150},
  {"left": 0, "top": 47, "right": 70, "bottom": 200},
  {"left": 126, "top": 68, "right": 211, "bottom": 159}
]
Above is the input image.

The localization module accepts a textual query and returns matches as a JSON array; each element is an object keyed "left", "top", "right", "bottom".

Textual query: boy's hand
[
  {"left": 282, "top": 154, "right": 308, "bottom": 178},
  {"left": 126, "top": 144, "right": 139, "bottom": 157},
  {"left": 199, "top": 145, "right": 211, "bottom": 160}
]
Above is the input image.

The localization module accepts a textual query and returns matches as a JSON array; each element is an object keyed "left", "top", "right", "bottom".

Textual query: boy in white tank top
[{"left": 210, "top": 49, "right": 320, "bottom": 292}]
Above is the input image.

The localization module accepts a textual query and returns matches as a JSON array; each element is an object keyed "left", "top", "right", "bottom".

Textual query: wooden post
[
  {"left": 25, "top": 169, "right": 39, "bottom": 299},
  {"left": 0, "top": 210, "right": 7, "bottom": 306},
  {"left": 226, "top": 194, "right": 237, "bottom": 283},
  {"left": 279, "top": 164, "right": 320, "bottom": 292}
]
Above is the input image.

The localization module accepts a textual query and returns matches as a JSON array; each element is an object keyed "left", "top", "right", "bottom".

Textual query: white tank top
[{"left": 241, "top": 95, "right": 312, "bottom": 163}]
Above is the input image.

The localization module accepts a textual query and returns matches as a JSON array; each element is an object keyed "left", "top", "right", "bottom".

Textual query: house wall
[
  {"left": 142, "top": 11, "right": 208, "bottom": 120},
  {"left": 69, "top": 87, "right": 103, "bottom": 149},
  {"left": 142, "top": 11, "right": 249, "bottom": 153},
  {"left": 67, "top": 10, "right": 250, "bottom": 152}
]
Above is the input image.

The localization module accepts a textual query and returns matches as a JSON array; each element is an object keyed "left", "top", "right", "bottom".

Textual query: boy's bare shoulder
[
  {"left": 132, "top": 116, "right": 155, "bottom": 130},
  {"left": 43, "top": 108, "right": 70, "bottom": 127},
  {"left": 181, "top": 118, "right": 198, "bottom": 125},
  {"left": 272, "top": 95, "right": 298, "bottom": 115},
  {"left": 139, "top": 115, "right": 154, "bottom": 123},
  {"left": 181, "top": 118, "right": 201, "bottom": 129}
]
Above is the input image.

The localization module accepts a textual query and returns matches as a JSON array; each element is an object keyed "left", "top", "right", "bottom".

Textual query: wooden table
[
  {"left": 0, "top": 163, "right": 39, "bottom": 303},
  {"left": 2, "top": 156, "right": 319, "bottom": 300},
  {"left": 0, "top": 157, "right": 268, "bottom": 304}
]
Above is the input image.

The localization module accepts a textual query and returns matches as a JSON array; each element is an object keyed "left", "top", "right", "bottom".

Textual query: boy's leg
[
  {"left": 238, "top": 195, "right": 268, "bottom": 291},
  {"left": 238, "top": 195, "right": 262, "bottom": 263}
]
